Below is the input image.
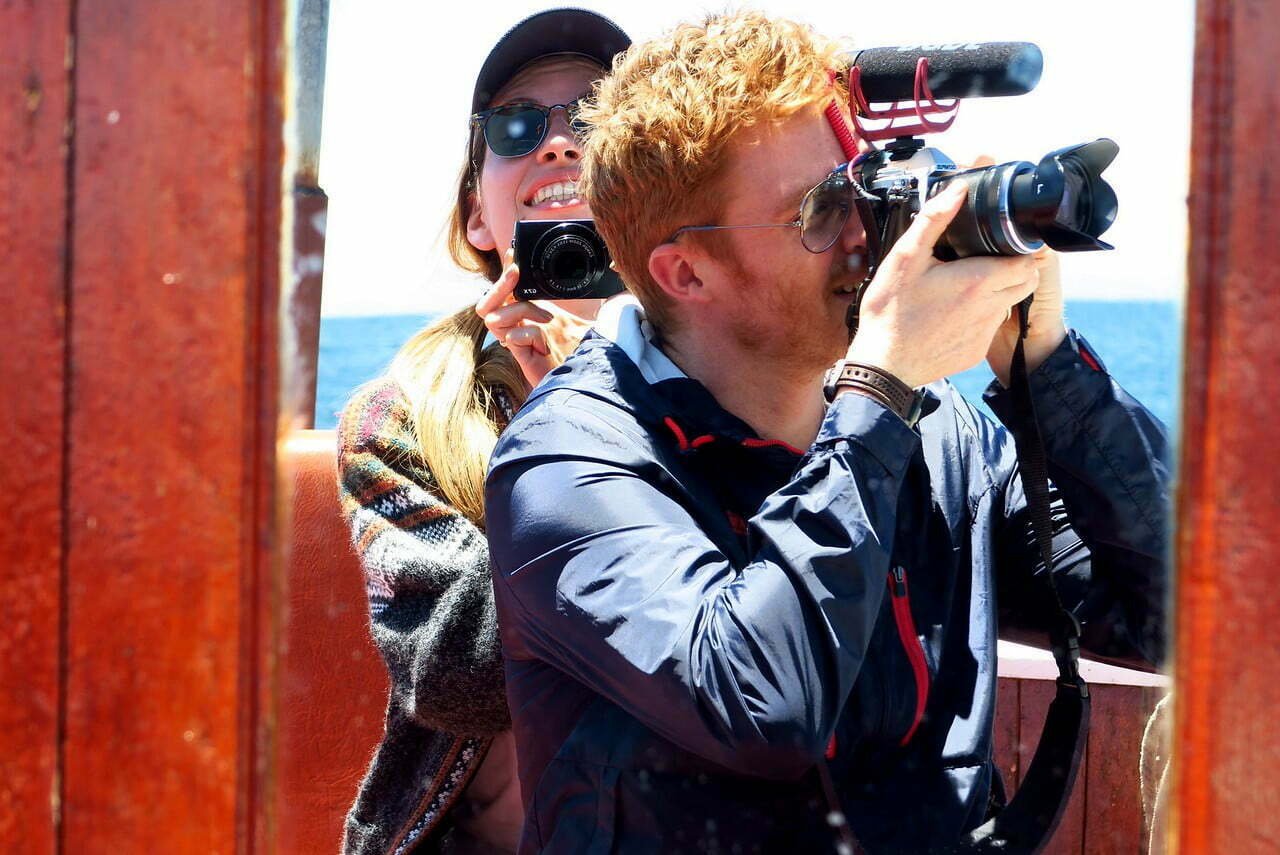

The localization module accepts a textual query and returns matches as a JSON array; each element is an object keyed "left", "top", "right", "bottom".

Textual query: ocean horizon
[{"left": 316, "top": 300, "right": 1181, "bottom": 432}]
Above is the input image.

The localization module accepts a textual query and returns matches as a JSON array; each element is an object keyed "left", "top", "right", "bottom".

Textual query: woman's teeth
[{"left": 531, "top": 181, "right": 580, "bottom": 206}]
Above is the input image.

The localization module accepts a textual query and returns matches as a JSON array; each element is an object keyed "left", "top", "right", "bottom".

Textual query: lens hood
[{"left": 1016, "top": 139, "right": 1118, "bottom": 251}]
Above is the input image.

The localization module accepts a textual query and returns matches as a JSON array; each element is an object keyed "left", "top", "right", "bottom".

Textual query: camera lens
[
  {"left": 933, "top": 139, "right": 1118, "bottom": 259},
  {"left": 1056, "top": 159, "right": 1092, "bottom": 230},
  {"left": 545, "top": 239, "right": 591, "bottom": 286},
  {"left": 531, "top": 224, "right": 605, "bottom": 299},
  {"left": 933, "top": 162, "right": 1042, "bottom": 259}
]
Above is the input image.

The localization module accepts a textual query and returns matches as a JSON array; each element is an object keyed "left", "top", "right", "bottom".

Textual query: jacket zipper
[{"left": 887, "top": 566, "right": 930, "bottom": 747}]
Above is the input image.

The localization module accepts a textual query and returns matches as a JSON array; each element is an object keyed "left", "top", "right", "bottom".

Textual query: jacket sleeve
[
  {"left": 485, "top": 389, "right": 921, "bottom": 779},
  {"left": 337, "top": 380, "right": 509, "bottom": 736},
  {"left": 986, "top": 330, "right": 1171, "bottom": 670}
]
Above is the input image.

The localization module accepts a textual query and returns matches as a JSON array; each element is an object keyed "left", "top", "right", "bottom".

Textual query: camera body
[
  {"left": 854, "top": 137, "right": 1119, "bottom": 270},
  {"left": 512, "top": 219, "right": 626, "bottom": 302}
]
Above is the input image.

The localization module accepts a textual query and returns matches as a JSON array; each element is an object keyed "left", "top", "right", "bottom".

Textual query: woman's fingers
[
  {"left": 485, "top": 303, "right": 553, "bottom": 344},
  {"left": 505, "top": 323, "right": 551, "bottom": 355},
  {"left": 479, "top": 248, "right": 552, "bottom": 345},
  {"left": 475, "top": 249, "right": 521, "bottom": 318},
  {"left": 504, "top": 326, "right": 557, "bottom": 387}
]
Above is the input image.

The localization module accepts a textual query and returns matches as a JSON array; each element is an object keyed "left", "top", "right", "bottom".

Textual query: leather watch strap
[{"left": 824, "top": 360, "right": 923, "bottom": 426}]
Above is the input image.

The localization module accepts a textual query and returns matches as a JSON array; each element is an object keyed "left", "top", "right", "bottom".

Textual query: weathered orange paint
[
  {"left": 274, "top": 431, "right": 387, "bottom": 853},
  {"left": 57, "top": 1, "right": 285, "bottom": 852},
  {"left": 1174, "top": 1, "right": 1280, "bottom": 852},
  {"left": 0, "top": 1, "right": 71, "bottom": 849}
]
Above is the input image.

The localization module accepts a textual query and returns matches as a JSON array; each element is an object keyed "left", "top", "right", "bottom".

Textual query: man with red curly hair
[{"left": 486, "top": 11, "right": 1167, "bottom": 853}]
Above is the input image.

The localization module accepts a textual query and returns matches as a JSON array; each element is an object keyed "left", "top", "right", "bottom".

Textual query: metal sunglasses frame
[{"left": 666, "top": 155, "right": 872, "bottom": 253}]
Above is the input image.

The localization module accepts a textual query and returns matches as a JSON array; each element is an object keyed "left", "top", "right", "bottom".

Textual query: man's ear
[
  {"left": 648, "top": 242, "right": 710, "bottom": 306},
  {"left": 465, "top": 191, "right": 497, "bottom": 252}
]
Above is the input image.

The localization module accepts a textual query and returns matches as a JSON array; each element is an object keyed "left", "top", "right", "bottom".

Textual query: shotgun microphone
[{"left": 848, "top": 42, "right": 1043, "bottom": 102}]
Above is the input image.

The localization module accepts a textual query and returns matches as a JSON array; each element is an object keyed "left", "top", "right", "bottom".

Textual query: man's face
[{"left": 693, "top": 106, "right": 869, "bottom": 371}]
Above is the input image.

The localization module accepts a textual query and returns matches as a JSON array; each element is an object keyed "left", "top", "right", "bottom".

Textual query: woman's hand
[{"left": 475, "top": 249, "right": 597, "bottom": 387}]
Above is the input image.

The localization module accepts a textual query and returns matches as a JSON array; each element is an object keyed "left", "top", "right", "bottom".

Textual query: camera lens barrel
[
  {"left": 934, "top": 162, "right": 1043, "bottom": 259},
  {"left": 531, "top": 223, "right": 608, "bottom": 299},
  {"left": 931, "top": 138, "right": 1119, "bottom": 259},
  {"left": 512, "top": 218, "right": 627, "bottom": 302}
]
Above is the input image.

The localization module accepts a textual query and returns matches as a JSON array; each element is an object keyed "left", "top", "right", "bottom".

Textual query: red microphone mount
[{"left": 825, "top": 57, "right": 960, "bottom": 162}]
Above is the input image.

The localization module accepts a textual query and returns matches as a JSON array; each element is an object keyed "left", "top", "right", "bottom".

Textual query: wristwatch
[{"left": 823, "top": 360, "right": 926, "bottom": 428}]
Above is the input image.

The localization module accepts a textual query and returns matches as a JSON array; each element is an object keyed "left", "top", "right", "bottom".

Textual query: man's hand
[
  {"left": 985, "top": 247, "right": 1068, "bottom": 387},
  {"left": 475, "top": 249, "right": 597, "bottom": 388},
  {"left": 845, "top": 181, "right": 1041, "bottom": 388}
]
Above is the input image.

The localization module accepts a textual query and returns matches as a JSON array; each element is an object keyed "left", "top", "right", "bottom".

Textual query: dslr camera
[
  {"left": 512, "top": 219, "right": 626, "bottom": 301},
  {"left": 844, "top": 43, "right": 1118, "bottom": 291},
  {"left": 855, "top": 136, "right": 1118, "bottom": 265}
]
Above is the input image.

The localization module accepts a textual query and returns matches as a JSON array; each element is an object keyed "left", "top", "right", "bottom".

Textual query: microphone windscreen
[{"left": 849, "top": 42, "right": 1043, "bottom": 102}]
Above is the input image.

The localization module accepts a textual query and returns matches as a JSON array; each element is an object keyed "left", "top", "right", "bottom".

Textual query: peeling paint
[
  {"left": 23, "top": 74, "right": 42, "bottom": 113},
  {"left": 294, "top": 253, "right": 324, "bottom": 277}
]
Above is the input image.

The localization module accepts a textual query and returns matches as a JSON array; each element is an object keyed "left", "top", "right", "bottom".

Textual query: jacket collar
[{"left": 530, "top": 294, "right": 943, "bottom": 446}]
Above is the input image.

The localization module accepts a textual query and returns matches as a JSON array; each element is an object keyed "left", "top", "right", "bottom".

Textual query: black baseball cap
[{"left": 471, "top": 8, "right": 631, "bottom": 114}]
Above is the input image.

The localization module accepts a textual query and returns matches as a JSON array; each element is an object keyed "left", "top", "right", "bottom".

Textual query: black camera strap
[
  {"left": 818, "top": 297, "right": 1090, "bottom": 855},
  {"left": 956, "top": 297, "right": 1091, "bottom": 854}
]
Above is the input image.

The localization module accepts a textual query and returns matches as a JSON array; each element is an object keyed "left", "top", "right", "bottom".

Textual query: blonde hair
[
  {"left": 387, "top": 105, "right": 513, "bottom": 528},
  {"left": 389, "top": 307, "right": 525, "bottom": 527},
  {"left": 579, "top": 11, "right": 847, "bottom": 332},
  {"left": 445, "top": 126, "right": 503, "bottom": 282}
]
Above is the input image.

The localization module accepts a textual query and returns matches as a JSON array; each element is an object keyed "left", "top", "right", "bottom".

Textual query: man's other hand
[{"left": 985, "top": 247, "right": 1068, "bottom": 387}]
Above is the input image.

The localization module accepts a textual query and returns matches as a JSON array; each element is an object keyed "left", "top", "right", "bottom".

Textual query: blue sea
[{"left": 315, "top": 300, "right": 1180, "bottom": 432}]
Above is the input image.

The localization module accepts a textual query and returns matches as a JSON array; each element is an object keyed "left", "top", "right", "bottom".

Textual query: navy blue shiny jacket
[{"left": 484, "top": 328, "right": 1168, "bottom": 854}]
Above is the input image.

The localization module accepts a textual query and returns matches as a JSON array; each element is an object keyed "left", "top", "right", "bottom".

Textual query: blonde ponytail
[{"left": 390, "top": 306, "right": 526, "bottom": 528}]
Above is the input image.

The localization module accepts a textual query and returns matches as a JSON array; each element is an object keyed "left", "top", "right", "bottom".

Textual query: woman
[{"left": 336, "top": 10, "right": 630, "bottom": 854}]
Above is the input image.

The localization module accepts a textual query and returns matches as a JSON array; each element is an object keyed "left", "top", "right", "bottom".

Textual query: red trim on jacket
[
  {"left": 741, "top": 437, "right": 805, "bottom": 455},
  {"left": 887, "top": 568, "right": 931, "bottom": 746}
]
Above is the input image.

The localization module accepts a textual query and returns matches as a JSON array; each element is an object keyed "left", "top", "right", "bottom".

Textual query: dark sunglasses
[
  {"left": 469, "top": 100, "right": 586, "bottom": 158},
  {"left": 669, "top": 156, "right": 870, "bottom": 253}
]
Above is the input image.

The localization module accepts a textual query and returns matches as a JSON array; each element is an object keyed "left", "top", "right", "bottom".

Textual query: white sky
[{"left": 318, "top": 0, "right": 1193, "bottom": 317}]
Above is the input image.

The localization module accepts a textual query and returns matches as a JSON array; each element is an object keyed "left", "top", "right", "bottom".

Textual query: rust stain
[
  {"left": 24, "top": 72, "right": 42, "bottom": 114},
  {"left": 1174, "top": 0, "right": 1280, "bottom": 852}
]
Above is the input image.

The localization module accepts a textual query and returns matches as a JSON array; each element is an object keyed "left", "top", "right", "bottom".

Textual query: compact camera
[{"left": 512, "top": 219, "right": 626, "bottom": 301}]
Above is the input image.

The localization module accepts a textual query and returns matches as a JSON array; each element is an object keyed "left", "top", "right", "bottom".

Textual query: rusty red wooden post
[
  {"left": 1173, "top": 0, "right": 1280, "bottom": 851},
  {"left": 0, "top": 2, "right": 72, "bottom": 849},
  {"left": 0, "top": 0, "right": 287, "bottom": 851}
]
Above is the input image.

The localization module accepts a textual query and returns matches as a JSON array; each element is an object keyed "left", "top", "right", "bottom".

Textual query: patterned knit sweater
[{"left": 337, "top": 376, "right": 511, "bottom": 855}]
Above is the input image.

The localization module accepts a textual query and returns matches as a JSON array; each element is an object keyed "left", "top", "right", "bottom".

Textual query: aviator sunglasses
[
  {"left": 668, "top": 154, "right": 872, "bottom": 253},
  {"left": 470, "top": 99, "right": 587, "bottom": 158}
]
